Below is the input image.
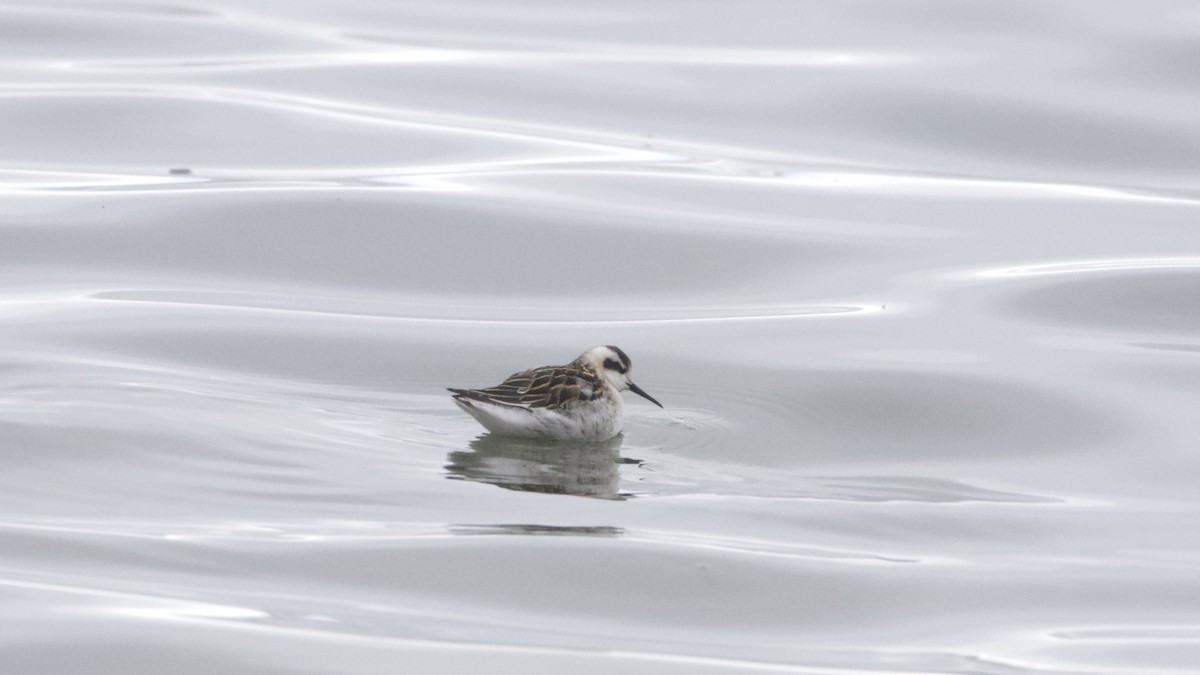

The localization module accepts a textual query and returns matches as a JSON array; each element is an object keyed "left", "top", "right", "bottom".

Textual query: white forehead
[
  {"left": 586, "top": 346, "right": 619, "bottom": 360},
  {"left": 578, "top": 345, "right": 631, "bottom": 371}
]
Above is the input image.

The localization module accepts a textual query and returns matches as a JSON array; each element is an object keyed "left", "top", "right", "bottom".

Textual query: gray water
[{"left": 3, "top": 2, "right": 1200, "bottom": 673}]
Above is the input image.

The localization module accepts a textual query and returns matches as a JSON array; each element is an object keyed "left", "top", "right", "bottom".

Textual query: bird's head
[{"left": 575, "top": 345, "right": 662, "bottom": 408}]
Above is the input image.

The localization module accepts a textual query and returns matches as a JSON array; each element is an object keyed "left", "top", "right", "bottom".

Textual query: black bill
[{"left": 627, "top": 382, "right": 663, "bottom": 408}]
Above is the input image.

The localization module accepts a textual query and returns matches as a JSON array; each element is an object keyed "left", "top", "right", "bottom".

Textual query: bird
[{"left": 449, "top": 345, "right": 662, "bottom": 440}]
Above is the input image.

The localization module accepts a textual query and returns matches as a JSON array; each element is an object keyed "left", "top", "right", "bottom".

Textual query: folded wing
[{"left": 449, "top": 365, "right": 604, "bottom": 409}]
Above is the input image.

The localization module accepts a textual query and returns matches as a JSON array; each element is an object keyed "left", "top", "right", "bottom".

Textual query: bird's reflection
[{"left": 446, "top": 434, "right": 636, "bottom": 500}]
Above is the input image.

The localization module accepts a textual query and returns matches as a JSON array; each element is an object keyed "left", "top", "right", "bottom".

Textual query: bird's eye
[{"left": 603, "top": 358, "right": 626, "bottom": 373}]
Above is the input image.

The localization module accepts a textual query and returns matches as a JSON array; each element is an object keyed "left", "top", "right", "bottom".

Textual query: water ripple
[
  {"left": 82, "top": 290, "right": 886, "bottom": 324},
  {"left": 976, "top": 257, "right": 1200, "bottom": 279}
]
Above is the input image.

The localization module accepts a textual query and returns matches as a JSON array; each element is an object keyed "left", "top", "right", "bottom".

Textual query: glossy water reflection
[
  {"left": 446, "top": 435, "right": 632, "bottom": 500},
  {"left": 4, "top": 1, "right": 1200, "bottom": 674}
]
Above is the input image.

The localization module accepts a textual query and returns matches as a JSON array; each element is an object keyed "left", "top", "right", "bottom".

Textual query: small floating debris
[{"left": 168, "top": 167, "right": 192, "bottom": 175}]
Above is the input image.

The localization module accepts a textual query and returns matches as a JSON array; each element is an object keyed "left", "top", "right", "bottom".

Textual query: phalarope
[{"left": 449, "top": 345, "right": 662, "bottom": 440}]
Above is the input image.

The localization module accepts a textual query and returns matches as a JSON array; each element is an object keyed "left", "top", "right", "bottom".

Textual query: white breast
[{"left": 455, "top": 390, "right": 625, "bottom": 440}]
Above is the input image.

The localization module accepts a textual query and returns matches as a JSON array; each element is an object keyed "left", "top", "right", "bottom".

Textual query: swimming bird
[{"left": 449, "top": 345, "right": 662, "bottom": 440}]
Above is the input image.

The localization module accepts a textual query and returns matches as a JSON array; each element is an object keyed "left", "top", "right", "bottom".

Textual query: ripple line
[
  {"left": 976, "top": 257, "right": 1200, "bottom": 279},
  {"left": 78, "top": 290, "right": 891, "bottom": 325}
]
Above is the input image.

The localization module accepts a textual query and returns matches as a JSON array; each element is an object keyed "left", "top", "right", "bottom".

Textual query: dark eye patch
[
  {"left": 606, "top": 345, "right": 632, "bottom": 371},
  {"left": 603, "top": 358, "right": 626, "bottom": 374}
]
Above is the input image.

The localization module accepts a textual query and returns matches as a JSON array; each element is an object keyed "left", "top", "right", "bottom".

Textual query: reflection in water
[{"left": 446, "top": 434, "right": 633, "bottom": 499}]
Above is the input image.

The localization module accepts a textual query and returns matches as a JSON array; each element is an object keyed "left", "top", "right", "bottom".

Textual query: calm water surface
[{"left": 3, "top": 1, "right": 1200, "bottom": 673}]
